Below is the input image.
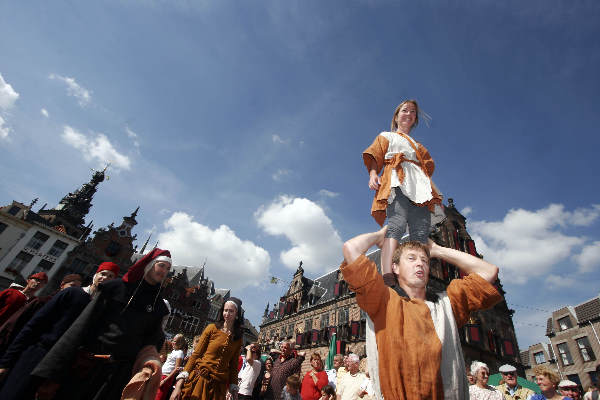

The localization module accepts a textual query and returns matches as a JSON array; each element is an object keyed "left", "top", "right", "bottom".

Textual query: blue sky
[{"left": 1, "top": 0, "right": 599, "bottom": 350}]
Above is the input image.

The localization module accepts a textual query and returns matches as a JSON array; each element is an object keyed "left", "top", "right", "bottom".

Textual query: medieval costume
[
  {"left": 0, "top": 274, "right": 80, "bottom": 356},
  {"left": 0, "top": 286, "right": 91, "bottom": 400},
  {"left": 341, "top": 254, "right": 502, "bottom": 400},
  {"left": 363, "top": 131, "right": 443, "bottom": 232},
  {"left": 31, "top": 249, "right": 171, "bottom": 400},
  {"left": 0, "top": 271, "right": 48, "bottom": 326},
  {"left": 0, "top": 266, "right": 116, "bottom": 400},
  {"left": 176, "top": 298, "right": 243, "bottom": 400}
]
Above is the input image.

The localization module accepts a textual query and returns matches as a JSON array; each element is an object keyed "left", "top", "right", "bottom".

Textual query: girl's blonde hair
[{"left": 390, "top": 100, "right": 430, "bottom": 132}]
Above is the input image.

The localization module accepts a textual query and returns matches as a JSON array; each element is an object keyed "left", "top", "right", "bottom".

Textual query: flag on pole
[{"left": 325, "top": 333, "right": 337, "bottom": 370}]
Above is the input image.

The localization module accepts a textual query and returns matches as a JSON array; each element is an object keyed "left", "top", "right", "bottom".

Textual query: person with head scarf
[
  {"left": 0, "top": 264, "right": 118, "bottom": 400},
  {"left": 31, "top": 249, "right": 172, "bottom": 400},
  {"left": 169, "top": 297, "right": 244, "bottom": 400}
]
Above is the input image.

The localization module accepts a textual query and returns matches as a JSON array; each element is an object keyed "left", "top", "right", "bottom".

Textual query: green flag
[{"left": 325, "top": 333, "right": 337, "bottom": 370}]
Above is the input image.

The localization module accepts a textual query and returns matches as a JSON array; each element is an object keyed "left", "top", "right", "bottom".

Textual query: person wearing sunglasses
[{"left": 496, "top": 364, "right": 534, "bottom": 400}]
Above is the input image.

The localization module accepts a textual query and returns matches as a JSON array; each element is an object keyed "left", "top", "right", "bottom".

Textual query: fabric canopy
[{"left": 488, "top": 373, "right": 541, "bottom": 393}]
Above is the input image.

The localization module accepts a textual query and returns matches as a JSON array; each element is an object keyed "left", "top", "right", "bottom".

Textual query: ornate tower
[
  {"left": 38, "top": 169, "right": 105, "bottom": 238},
  {"left": 429, "top": 198, "right": 522, "bottom": 374}
]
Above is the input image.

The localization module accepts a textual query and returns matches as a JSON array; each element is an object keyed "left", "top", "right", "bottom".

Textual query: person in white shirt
[
  {"left": 337, "top": 354, "right": 365, "bottom": 400},
  {"left": 238, "top": 342, "right": 263, "bottom": 399},
  {"left": 326, "top": 354, "right": 343, "bottom": 390},
  {"left": 156, "top": 334, "right": 185, "bottom": 400}
]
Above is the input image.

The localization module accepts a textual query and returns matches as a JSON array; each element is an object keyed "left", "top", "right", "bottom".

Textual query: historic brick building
[
  {"left": 163, "top": 266, "right": 259, "bottom": 345},
  {"left": 163, "top": 265, "right": 213, "bottom": 337},
  {"left": 521, "top": 295, "right": 600, "bottom": 389},
  {"left": 43, "top": 207, "right": 142, "bottom": 293},
  {"left": 259, "top": 199, "right": 524, "bottom": 376}
]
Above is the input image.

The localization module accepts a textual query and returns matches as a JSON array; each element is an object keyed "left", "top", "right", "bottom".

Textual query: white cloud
[
  {"left": 49, "top": 73, "right": 91, "bottom": 106},
  {"left": 570, "top": 205, "right": 600, "bottom": 226},
  {"left": 460, "top": 206, "right": 472, "bottom": 216},
  {"left": 0, "top": 115, "right": 9, "bottom": 140},
  {"left": 544, "top": 274, "right": 577, "bottom": 289},
  {"left": 0, "top": 73, "right": 19, "bottom": 109},
  {"left": 469, "top": 204, "right": 600, "bottom": 284},
  {"left": 157, "top": 212, "right": 271, "bottom": 290},
  {"left": 574, "top": 241, "right": 600, "bottom": 273},
  {"left": 41, "top": 108, "right": 49, "bottom": 118},
  {"left": 318, "top": 189, "right": 339, "bottom": 198},
  {"left": 0, "top": 73, "right": 19, "bottom": 141},
  {"left": 272, "top": 169, "right": 290, "bottom": 182},
  {"left": 125, "top": 126, "right": 140, "bottom": 148},
  {"left": 255, "top": 195, "right": 343, "bottom": 274},
  {"left": 61, "top": 125, "right": 131, "bottom": 170},
  {"left": 272, "top": 134, "right": 288, "bottom": 144}
]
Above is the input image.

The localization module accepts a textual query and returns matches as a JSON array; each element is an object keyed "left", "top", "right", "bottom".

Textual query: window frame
[{"left": 556, "top": 342, "right": 574, "bottom": 366}]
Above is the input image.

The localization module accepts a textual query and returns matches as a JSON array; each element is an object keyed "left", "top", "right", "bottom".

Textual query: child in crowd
[
  {"left": 319, "top": 385, "right": 336, "bottom": 400},
  {"left": 155, "top": 334, "right": 185, "bottom": 400},
  {"left": 281, "top": 375, "right": 302, "bottom": 400}
]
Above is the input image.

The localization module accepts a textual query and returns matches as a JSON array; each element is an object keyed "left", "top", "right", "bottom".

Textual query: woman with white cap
[
  {"left": 169, "top": 297, "right": 244, "bottom": 400},
  {"left": 469, "top": 361, "right": 503, "bottom": 400}
]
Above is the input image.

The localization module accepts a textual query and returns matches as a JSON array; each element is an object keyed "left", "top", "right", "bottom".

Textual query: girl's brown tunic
[{"left": 181, "top": 323, "right": 242, "bottom": 400}]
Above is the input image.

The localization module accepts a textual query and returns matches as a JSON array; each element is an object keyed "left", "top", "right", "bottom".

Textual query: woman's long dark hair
[{"left": 216, "top": 297, "right": 244, "bottom": 341}]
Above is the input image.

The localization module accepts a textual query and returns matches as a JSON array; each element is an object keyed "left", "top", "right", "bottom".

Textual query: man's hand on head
[{"left": 427, "top": 239, "right": 443, "bottom": 259}]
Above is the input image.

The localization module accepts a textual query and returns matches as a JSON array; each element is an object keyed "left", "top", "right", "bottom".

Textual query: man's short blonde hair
[{"left": 392, "top": 241, "right": 430, "bottom": 265}]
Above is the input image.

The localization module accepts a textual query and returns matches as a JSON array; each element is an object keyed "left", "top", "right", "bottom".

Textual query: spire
[
  {"left": 295, "top": 261, "right": 304, "bottom": 275},
  {"left": 52, "top": 168, "right": 106, "bottom": 227},
  {"left": 122, "top": 206, "right": 139, "bottom": 227},
  {"left": 140, "top": 232, "right": 152, "bottom": 254}
]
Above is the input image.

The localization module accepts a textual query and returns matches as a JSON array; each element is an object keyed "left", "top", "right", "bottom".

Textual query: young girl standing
[{"left": 363, "top": 99, "right": 443, "bottom": 284}]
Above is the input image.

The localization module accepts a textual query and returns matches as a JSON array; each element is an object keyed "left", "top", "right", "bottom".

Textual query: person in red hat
[
  {"left": 0, "top": 273, "right": 81, "bottom": 358},
  {"left": 32, "top": 249, "right": 172, "bottom": 400},
  {"left": 0, "top": 272, "right": 47, "bottom": 327},
  {"left": 82, "top": 261, "right": 120, "bottom": 296}
]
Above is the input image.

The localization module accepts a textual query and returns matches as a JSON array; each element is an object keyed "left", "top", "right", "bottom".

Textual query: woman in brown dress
[{"left": 170, "top": 297, "right": 243, "bottom": 400}]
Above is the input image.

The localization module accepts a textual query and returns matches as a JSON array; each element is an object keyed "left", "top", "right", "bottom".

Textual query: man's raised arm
[
  {"left": 342, "top": 226, "right": 387, "bottom": 264},
  {"left": 428, "top": 239, "right": 499, "bottom": 283}
]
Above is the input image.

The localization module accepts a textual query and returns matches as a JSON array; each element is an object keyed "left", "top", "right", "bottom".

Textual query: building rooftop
[{"left": 574, "top": 295, "right": 600, "bottom": 324}]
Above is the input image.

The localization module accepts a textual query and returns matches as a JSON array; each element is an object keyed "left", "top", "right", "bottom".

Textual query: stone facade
[
  {"left": 259, "top": 199, "right": 524, "bottom": 377},
  {"left": 0, "top": 201, "right": 81, "bottom": 289},
  {"left": 522, "top": 295, "right": 600, "bottom": 389}
]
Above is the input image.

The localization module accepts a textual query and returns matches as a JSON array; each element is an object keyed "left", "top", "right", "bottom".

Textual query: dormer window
[
  {"left": 557, "top": 316, "right": 573, "bottom": 331},
  {"left": 8, "top": 205, "right": 20, "bottom": 215}
]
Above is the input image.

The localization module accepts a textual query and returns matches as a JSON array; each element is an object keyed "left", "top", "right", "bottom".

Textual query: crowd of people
[
  {"left": 467, "top": 360, "right": 600, "bottom": 400},
  {"left": 0, "top": 99, "right": 598, "bottom": 399}
]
